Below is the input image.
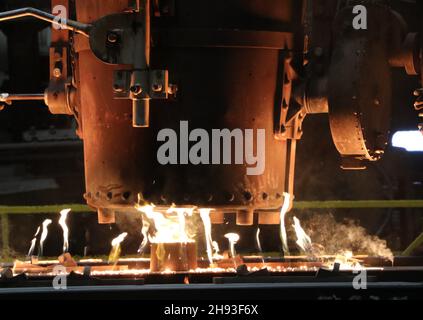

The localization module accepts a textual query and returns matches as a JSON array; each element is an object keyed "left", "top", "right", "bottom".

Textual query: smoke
[{"left": 299, "top": 213, "right": 393, "bottom": 260}]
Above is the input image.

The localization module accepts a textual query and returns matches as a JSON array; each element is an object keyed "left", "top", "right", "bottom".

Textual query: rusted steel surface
[{"left": 74, "top": 0, "right": 300, "bottom": 215}]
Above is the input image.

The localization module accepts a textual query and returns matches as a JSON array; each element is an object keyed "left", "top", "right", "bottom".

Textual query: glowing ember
[
  {"left": 280, "top": 192, "right": 291, "bottom": 255},
  {"left": 27, "top": 226, "right": 40, "bottom": 258},
  {"left": 292, "top": 216, "right": 312, "bottom": 253},
  {"left": 109, "top": 232, "right": 128, "bottom": 265},
  {"left": 224, "top": 233, "right": 240, "bottom": 263},
  {"left": 39, "top": 219, "right": 52, "bottom": 257},
  {"left": 199, "top": 208, "right": 214, "bottom": 265},
  {"left": 58, "top": 208, "right": 71, "bottom": 253}
]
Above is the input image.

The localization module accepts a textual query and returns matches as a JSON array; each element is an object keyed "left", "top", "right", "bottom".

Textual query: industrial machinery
[
  {"left": 0, "top": 0, "right": 423, "bottom": 300},
  {"left": 0, "top": 0, "right": 421, "bottom": 226}
]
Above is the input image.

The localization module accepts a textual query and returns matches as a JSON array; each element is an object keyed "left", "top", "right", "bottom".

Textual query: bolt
[
  {"left": 107, "top": 32, "right": 119, "bottom": 44},
  {"left": 243, "top": 191, "right": 253, "bottom": 201},
  {"left": 122, "top": 192, "right": 131, "bottom": 201},
  {"left": 113, "top": 84, "right": 123, "bottom": 93},
  {"left": 53, "top": 68, "right": 62, "bottom": 78},
  {"left": 414, "top": 88, "right": 423, "bottom": 97},
  {"left": 225, "top": 192, "right": 235, "bottom": 202},
  {"left": 130, "top": 85, "right": 143, "bottom": 95},
  {"left": 152, "top": 83, "right": 163, "bottom": 92}
]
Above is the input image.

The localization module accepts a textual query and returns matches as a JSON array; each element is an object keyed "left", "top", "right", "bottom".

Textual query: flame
[
  {"left": 332, "top": 250, "right": 363, "bottom": 270},
  {"left": 135, "top": 204, "right": 194, "bottom": 243},
  {"left": 224, "top": 233, "right": 240, "bottom": 263},
  {"left": 111, "top": 232, "right": 128, "bottom": 247},
  {"left": 58, "top": 208, "right": 71, "bottom": 253},
  {"left": 39, "top": 219, "right": 52, "bottom": 257},
  {"left": 199, "top": 208, "right": 214, "bottom": 265},
  {"left": 138, "top": 212, "right": 151, "bottom": 254},
  {"left": 27, "top": 226, "right": 40, "bottom": 258},
  {"left": 292, "top": 216, "right": 312, "bottom": 253},
  {"left": 280, "top": 192, "right": 291, "bottom": 255},
  {"left": 167, "top": 207, "right": 192, "bottom": 243},
  {"left": 212, "top": 241, "right": 223, "bottom": 260},
  {"left": 109, "top": 232, "right": 128, "bottom": 265},
  {"left": 256, "top": 228, "right": 265, "bottom": 265}
]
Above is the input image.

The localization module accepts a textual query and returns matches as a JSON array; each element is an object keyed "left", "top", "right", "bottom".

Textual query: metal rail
[{"left": 0, "top": 200, "right": 423, "bottom": 215}]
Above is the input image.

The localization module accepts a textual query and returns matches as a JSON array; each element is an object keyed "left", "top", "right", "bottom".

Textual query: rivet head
[
  {"left": 152, "top": 83, "right": 163, "bottom": 92},
  {"left": 130, "top": 85, "right": 143, "bottom": 95},
  {"left": 243, "top": 191, "right": 253, "bottom": 201},
  {"left": 113, "top": 84, "right": 123, "bottom": 93},
  {"left": 225, "top": 192, "right": 235, "bottom": 202},
  {"left": 122, "top": 192, "right": 131, "bottom": 201},
  {"left": 107, "top": 32, "right": 119, "bottom": 43},
  {"left": 53, "top": 68, "right": 62, "bottom": 78}
]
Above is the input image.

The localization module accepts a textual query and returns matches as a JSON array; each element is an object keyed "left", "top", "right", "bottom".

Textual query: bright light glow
[{"left": 392, "top": 130, "right": 423, "bottom": 152}]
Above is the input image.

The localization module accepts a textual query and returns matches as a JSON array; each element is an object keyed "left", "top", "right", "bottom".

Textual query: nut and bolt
[
  {"left": 152, "top": 83, "right": 163, "bottom": 93},
  {"left": 130, "top": 85, "right": 143, "bottom": 95},
  {"left": 413, "top": 88, "right": 423, "bottom": 97},
  {"left": 53, "top": 68, "right": 62, "bottom": 78},
  {"left": 107, "top": 32, "right": 119, "bottom": 44}
]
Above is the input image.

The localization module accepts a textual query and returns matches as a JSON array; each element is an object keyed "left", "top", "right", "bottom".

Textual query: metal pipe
[
  {"left": 0, "top": 93, "right": 45, "bottom": 103},
  {"left": 0, "top": 7, "right": 91, "bottom": 37},
  {"left": 144, "top": 0, "right": 151, "bottom": 67}
]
